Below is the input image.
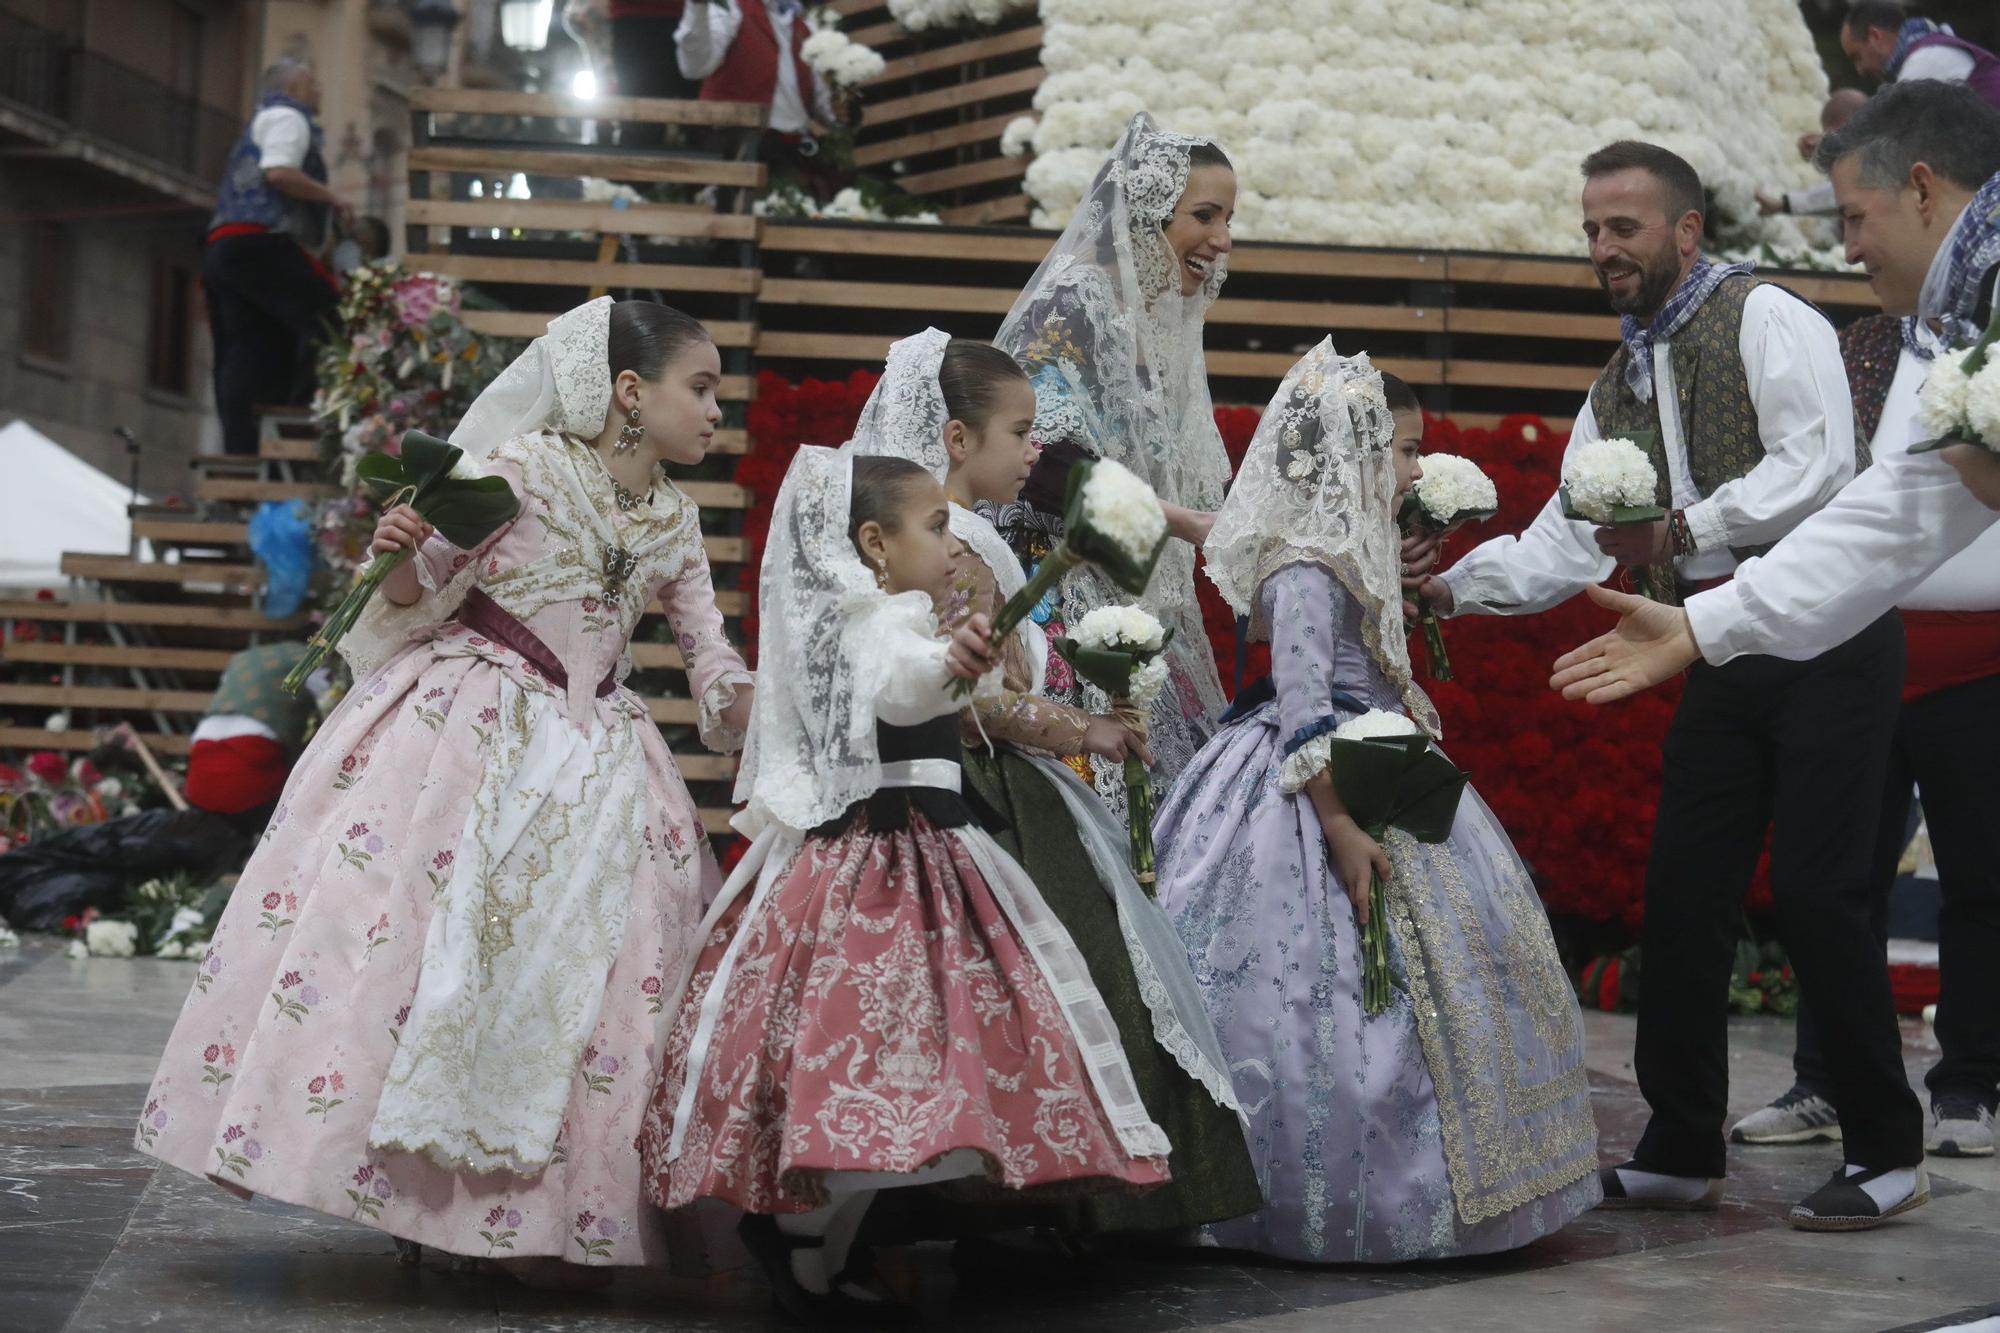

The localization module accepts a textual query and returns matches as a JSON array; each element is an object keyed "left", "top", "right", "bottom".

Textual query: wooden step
[
  {"left": 861, "top": 67, "right": 1043, "bottom": 130},
  {"left": 0, "top": 641, "right": 240, "bottom": 672},
  {"left": 0, "top": 600, "right": 311, "bottom": 631},
  {"left": 895, "top": 154, "right": 1026, "bottom": 197},
  {"left": 646, "top": 589, "right": 748, "bottom": 617},
  {"left": 260, "top": 437, "right": 321, "bottom": 462},
  {"left": 421, "top": 253, "right": 761, "bottom": 296},
  {"left": 937, "top": 195, "right": 1028, "bottom": 226},
  {"left": 197, "top": 477, "right": 341, "bottom": 504},
  {"left": 758, "top": 224, "right": 1049, "bottom": 264},
  {"left": 411, "top": 145, "right": 767, "bottom": 191},
  {"left": 853, "top": 112, "right": 1022, "bottom": 169},
  {"left": 0, "top": 683, "right": 214, "bottom": 713},
  {"left": 408, "top": 87, "right": 767, "bottom": 129},
  {"left": 61, "top": 555, "right": 265, "bottom": 590},
  {"left": 406, "top": 199, "right": 759, "bottom": 244},
  {"left": 0, "top": 725, "right": 193, "bottom": 757},
  {"left": 863, "top": 26, "right": 1043, "bottom": 87},
  {"left": 462, "top": 310, "right": 754, "bottom": 346}
]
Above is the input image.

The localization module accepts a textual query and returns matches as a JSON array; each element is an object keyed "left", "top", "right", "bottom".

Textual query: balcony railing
[{"left": 0, "top": 11, "right": 238, "bottom": 188}]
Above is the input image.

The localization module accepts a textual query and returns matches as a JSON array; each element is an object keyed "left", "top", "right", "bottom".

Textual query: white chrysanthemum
[
  {"left": 1333, "top": 709, "right": 1419, "bottom": 741},
  {"left": 448, "top": 454, "right": 483, "bottom": 481},
  {"left": 1001, "top": 115, "right": 1038, "bottom": 159},
  {"left": 1079, "top": 458, "right": 1167, "bottom": 560},
  {"left": 1562, "top": 437, "right": 1659, "bottom": 524},
  {"left": 1072, "top": 603, "right": 1166, "bottom": 653},
  {"left": 85, "top": 919, "right": 139, "bottom": 958},
  {"left": 1918, "top": 356, "right": 1973, "bottom": 439},
  {"left": 1411, "top": 453, "right": 1497, "bottom": 524},
  {"left": 801, "top": 31, "right": 885, "bottom": 88},
  {"left": 65, "top": 938, "right": 88, "bottom": 960},
  {"left": 1128, "top": 656, "right": 1170, "bottom": 709},
  {"left": 1959, "top": 359, "right": 2000, "bottom": 445},
  {"left": 45, "top": 712, "right": 70, "bottom": 733}
]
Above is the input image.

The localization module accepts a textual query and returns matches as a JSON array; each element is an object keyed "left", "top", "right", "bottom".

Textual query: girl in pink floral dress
[
  {"left": 135, "top": 298, "right": 753, "bottom": 1277},
  {"left": 636, "top": 446, "right": 1170, "bottom": 1319}
]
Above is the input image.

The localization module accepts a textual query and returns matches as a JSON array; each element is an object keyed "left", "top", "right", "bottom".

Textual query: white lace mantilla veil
[
  {"left": 847, "top": 327, "right": 1046, "bottom": 693},
  {"left": 1204, "top": 338, "right": 1442, "bottom": 739},
  {"left": 337, "top": 297, "right": 617, "bottom": 682},
  {"left": 996, "top": 111, "right": 1229, "bottom": 654},
  {"left": 731, "top": 443, "right": 941, "bottom": 839}
]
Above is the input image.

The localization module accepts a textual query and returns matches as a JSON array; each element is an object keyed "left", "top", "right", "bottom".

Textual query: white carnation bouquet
[
  {"left": 1912, "top": 304, "right": 2000, "bottom": 455},
  {"left": 1055, "top": 604, "right": 1174, "bottom": 887},
  {"left": 1560, "top": 434, "right": 1664, "bottom": 526},
  {"left": 1398, "top": 453, "right": 1498, "bottom": 681},
  {"left": 1314, "top": 710, "right": 1468, "bottom": 1014},
  {"left": 799, "top": 29, "right": 885, "bottom": 90}
]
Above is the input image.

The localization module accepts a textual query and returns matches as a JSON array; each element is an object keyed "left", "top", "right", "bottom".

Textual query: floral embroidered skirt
[
  {"left": 134, "top": 642, "right": 717, "bottom": 1266},
  {"left": 638, "top": 812, "right": 1171, "bottom": 1214}
]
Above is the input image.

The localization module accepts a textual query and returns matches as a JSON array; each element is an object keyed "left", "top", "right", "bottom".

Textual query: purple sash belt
[{"left": 456, "top": 587, "right": 618, "bottom": 699}]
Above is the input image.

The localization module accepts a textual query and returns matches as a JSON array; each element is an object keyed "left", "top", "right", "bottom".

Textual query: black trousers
[
  {"left": 202, "top": 233, "right": 338, "bottom": 455},
  {"left": 1632, "top": 612, "right": 1923, "bottom": 1176},
  {"left": 610, "top": 15, "right": 698, "bottom": 149},
  {"left": 1794, "top": 670, "right": 2000, "bottom": 1110}
]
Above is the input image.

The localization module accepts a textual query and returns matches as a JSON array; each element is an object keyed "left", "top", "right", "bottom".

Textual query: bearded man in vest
[
  {"left": 675, "top": 0, "right": 838, "bottom": 199},
  {"left": 1842, "top": 0, "right": 2000, "bottom": 110},
  {"left": 1418, "top": 141, "right": 1929, "bottom": 1231}
]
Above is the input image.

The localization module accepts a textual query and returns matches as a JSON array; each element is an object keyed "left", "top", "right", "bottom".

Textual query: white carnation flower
[
  {"left": 1072, "top": 603, "right": 1166, "bottom": 653},
  {"left": 1128, "top": 656, "right": 1170, "bottom": 709},
  {"left": 96, "top": 777, "right": 125, "bottom": 800},
  {"left": 449, "top": 454, "right": 484, "bottom": 481},
  {"left": 45, "top": 712, "right": 70, "bottom": 733},
  {"left": 801, "top": 30, "right": 884, "bottom": 88},
  {"left": 1411, "top": 454, "right": 1497, "bottom": 523},
  {"left": 1001, "top": 116, "right": 1038, "bottom": 159},
  {"left": 1079, "top": 459, "right": 1167, "bottom": 561},
  {"left": 66, "top": 938, "right": 89, "bottom": 960},
  {"left": 1333, "top": 709, "right": 1419, "bottom": 741},
  {"left": 1562, "top": 437, "right": 1659, "bottom": 524},
  {"left": 1958, "top": 359, "right": 2000, "bottom": 446},
  {"left": 85, "top": 919, "right": 139, "bottom": 958},
  {"left": 1918, "top": 356, "right": 1973, "bottom": 439}
]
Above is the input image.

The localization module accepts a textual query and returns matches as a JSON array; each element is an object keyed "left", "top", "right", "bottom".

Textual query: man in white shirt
[
  {"left": 1551, "top": 82, "right": 2000, "bottom": 1178},
  {"left": 1758, "top": 89, "right": 1868, "bottom": 218},
  {"left": 676, "top": 0, "right": 838, "bottom": 203},
  {"left": 1423, "top": 141, "right": 1929, "bottom": 1231},
  {"left": 1841, "top": 1, "right": 2000, "bottom": 109}
]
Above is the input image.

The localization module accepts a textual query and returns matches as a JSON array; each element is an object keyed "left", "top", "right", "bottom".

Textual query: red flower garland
[{"left": 735, "top": 378, "right": 1735, "bottom": 928}]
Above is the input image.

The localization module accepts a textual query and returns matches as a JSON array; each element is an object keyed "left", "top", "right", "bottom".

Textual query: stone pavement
[{"left": 4, "top": 935, "right": 1996, "bottom": 1333}]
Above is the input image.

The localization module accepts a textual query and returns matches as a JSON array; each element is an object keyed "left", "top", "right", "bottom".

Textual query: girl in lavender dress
[
  {"left": 1155, "top": 340, "right": 1601, "bottom": 1263},
  {"left": 134, "top": 298, "right": 753, "bottom": 1278}
]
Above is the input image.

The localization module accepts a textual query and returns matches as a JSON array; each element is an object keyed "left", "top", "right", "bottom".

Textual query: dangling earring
[
  {"left": 615, "top": 402, "right": 645, "bottom": 455},
  {"left": 871, "top": 556, "right": 890, "bottom": 591}
]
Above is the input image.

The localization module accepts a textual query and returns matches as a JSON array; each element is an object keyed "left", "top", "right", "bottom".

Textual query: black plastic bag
[{"left": 0, "top": 809, "right": 255, "bottom": 931}]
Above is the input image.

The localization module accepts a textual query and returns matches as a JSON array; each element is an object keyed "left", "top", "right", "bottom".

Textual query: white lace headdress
[
  {"left": 449, "top": 295, "right": 614, "bottom": 460},
  {"left": 1204, "top": 338, "right": 1440, "bottom": 738},
  {"left": 733, "top": 443, "right": 943, "bottom": 837},
  {"left": 995, "top": 112, "right": 1231, "bottom": 624},
  {"left": 847, "top": 327, "right": 1046, "bottom": 693}
]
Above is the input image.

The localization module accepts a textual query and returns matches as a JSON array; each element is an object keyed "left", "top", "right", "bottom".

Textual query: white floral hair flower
[
  {"left": 1079, "top": 458, "right": 1167, "bottom": 561},
  {"left": 1919, "top": 356, "right": 1974, "bottom": 440},
  {"left": 1562, "top": 437, "right": 1658, "bottom": 524},
  {"left": 1333, "top": 709, "right": 1419, "bottom": 740}
]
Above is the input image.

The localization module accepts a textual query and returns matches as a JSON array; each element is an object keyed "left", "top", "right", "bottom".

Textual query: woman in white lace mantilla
[
  {"left": 1155, "top": 340, "right": 1601, "bottom": 1262},
  {"left": 135, "top": 297, "right": 753, "bottom": 1274},
  {"left": 987, "top": 111, "right": 1237, "bottom": 813}
]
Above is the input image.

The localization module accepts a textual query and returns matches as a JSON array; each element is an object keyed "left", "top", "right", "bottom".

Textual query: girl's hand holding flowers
[
  {"left": 369, "top": 505, "right": 432, "bottom": 557},
  {"left": 947, "top": 613, "right": 1000, "bottom": 681}
]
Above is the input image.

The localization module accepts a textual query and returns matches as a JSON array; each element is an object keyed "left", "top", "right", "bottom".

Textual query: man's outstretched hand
[{"left": 1548, "top": 584, "right": 1701, "bottom": 705}]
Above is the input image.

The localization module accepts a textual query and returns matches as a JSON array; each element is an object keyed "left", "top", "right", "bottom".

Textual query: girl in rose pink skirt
[{"left": 134, "top": 298, "right": 752, "bottom": 1281}]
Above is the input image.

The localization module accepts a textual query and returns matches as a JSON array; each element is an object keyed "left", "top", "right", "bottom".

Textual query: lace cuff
[
  {"left": 696, "top": 669, "right": 753, "bottom": 753},
  {"left": 1279, "top": 732, "right": 1335, "bottom": 793}
]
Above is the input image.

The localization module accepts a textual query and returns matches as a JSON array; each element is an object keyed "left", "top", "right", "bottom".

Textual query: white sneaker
[
  {"left": 1730, "top": 1084, "right": 1842, "bottom": 1145},
  {"left": 1926, "top": 1098, "right": 1996, "bottom": 1158}
]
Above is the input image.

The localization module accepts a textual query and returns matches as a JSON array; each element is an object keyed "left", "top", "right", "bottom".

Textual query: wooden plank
[
  {"left": 405, "top": 199, "right": 759, "bottom": 243},
  {"left": 421, "top": 253, "right": 761, "bottom": 295},
  {"left": 861, "top": 68, "right": 1044, "bottom": 129},
  {"left": 700, "top": 807, "right": 735, "bottom": 836},
  {"left": 757, "top": 330, "right": 895, "bottom": 361},
  {"left": 130, "top": 520, "right": 254, "bottom": 546},
  {"left": 259, "top": 436, "right": 320, "bottom": 462},
  {"left": 629, "top": 641, "right": 687, "bottom": 670},
  {"left": 1447, "top": 254, "right": 1597, "bottom": 290},
  {"left": 60, "top": 555, "right": 263, "bottom": 588},
  {"left": 1446, "top": 359, "right": 1601, "bottom": 393},
  {"left": 1210, "top": 298, "right": 1441, "bottom": 332},
  {"left": 1446, "top": 308, "right": 1621, "bottom": 341},
  {"left": 664, "top": 753, "right": 737, "bottom": 781},
  {"left": 0, "top": 684, "right": 214, "bottom": 712},
  {"left": 0, "top": 642, "right": 238, "bottom": 671},
  {"left": 197, "top": 478, "right": 340, "bottom": 503},
  {"left": 645, "top": 589, "right": 748, "bottom": 616},
  {"left": 408, "top": 87, "right": 766, "bottom": 129},
  {"left": 848, "top": 20, "right": 900, "bottom": 46},
  {"left": 677, "top": 481, "right": 751, "bottom": 509},
  {"left": 853, "top": 112, "right": 1021, "bottom": 168},
  {"left": 895, "top": 154, "right": 1026, "bottom": 196},
  {"left": 1207, "top": 350, "right": 1445, "bottom": 386},
  {"left": 759, "top": 277, "right": 1012, "bottom": 316},
  {"left": 0, "top": 725, "right": 192, "bottom": 757},
  {"left": 866, "top": 26, "right": 1044, "bottom": 86},
  {"left": 939, "top": 195, "right": 1028, "bottom": 226},
  {"left": 463, "top": 310, "right": 756, "bottom": 346},
  {"left": 759, "top": 223, "right": 1049, "bottom": 263},
  {"left": 1228, "top": 246, "right": 1444, "bottom": 281},
  {"left": 0, "top": 601, "right": 309, "bottom": 631},
  {"left": 1781, "top": 273, "right": 1878, "bottom": 307},
  {"left": 410, "top": 145, "right": 766, "bottom": 191},
  {"left": 647, "top": 696, "right": 700, "bottom": 725}
]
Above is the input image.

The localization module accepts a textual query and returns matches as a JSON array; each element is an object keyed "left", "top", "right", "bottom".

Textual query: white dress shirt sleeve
[
  {"left": 675, "top": 0, "right": 741, "bottom": 82},
  {"left": 1438, "top": 400, "right": 1617, "bottom": 617},
  {"left": 1680, "top": 287, "right": 1856, "bottom": 556},
  {"left": 251, "top": 106, "right": 312, "bottom": 171},
  {"left": 1898, "top": 45, "right": 1979, "bottom": 84},
  {"left": 1784, "top": 180, "right": 1837, "bottom": 217}
]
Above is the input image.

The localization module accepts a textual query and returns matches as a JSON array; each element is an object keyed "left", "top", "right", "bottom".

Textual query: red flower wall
[{"left": 735, "top": 379, "right": 1726, "bottom": 930}]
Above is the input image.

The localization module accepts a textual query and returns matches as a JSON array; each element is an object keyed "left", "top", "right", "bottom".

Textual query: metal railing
[{"left": 0, "top": 11, "right": 238, "bottom": 187}]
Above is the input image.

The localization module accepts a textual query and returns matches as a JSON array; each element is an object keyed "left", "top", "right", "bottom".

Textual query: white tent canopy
[{"left": 0, "top": 419, "right": 147, "bottom": 588}]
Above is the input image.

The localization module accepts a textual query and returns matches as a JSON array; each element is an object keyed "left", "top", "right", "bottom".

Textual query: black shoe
[
  {"left": 1787, "top": 1164, "right": 1930, "bottom": 1232},
  {"left": 1596, "top": 1162, "right": 1724, "bottom": 1211},
  {"left": 736, "top": 1214, "right": 833, "bottom": 1324}
]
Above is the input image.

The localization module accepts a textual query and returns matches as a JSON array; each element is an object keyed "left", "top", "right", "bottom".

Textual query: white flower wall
[{"left": 1023, "top": 0, "right": 1833, "bottom": 258}]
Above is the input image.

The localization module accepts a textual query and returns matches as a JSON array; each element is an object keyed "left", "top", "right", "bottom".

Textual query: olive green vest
[{"left": 1587, "top": 273, "right": 1786, "bottom": 605}]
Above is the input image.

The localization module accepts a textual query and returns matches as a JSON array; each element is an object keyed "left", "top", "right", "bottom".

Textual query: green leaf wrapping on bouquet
[
  {"left": 1058, "top": 459, "right": 1171, "bottom": 597},
  {"left": 1320, "top": 733, "right": 1467, "bottom": 842},
  {"left": 1049, "top": 626, "right": 1175, "bottom": 701}
]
